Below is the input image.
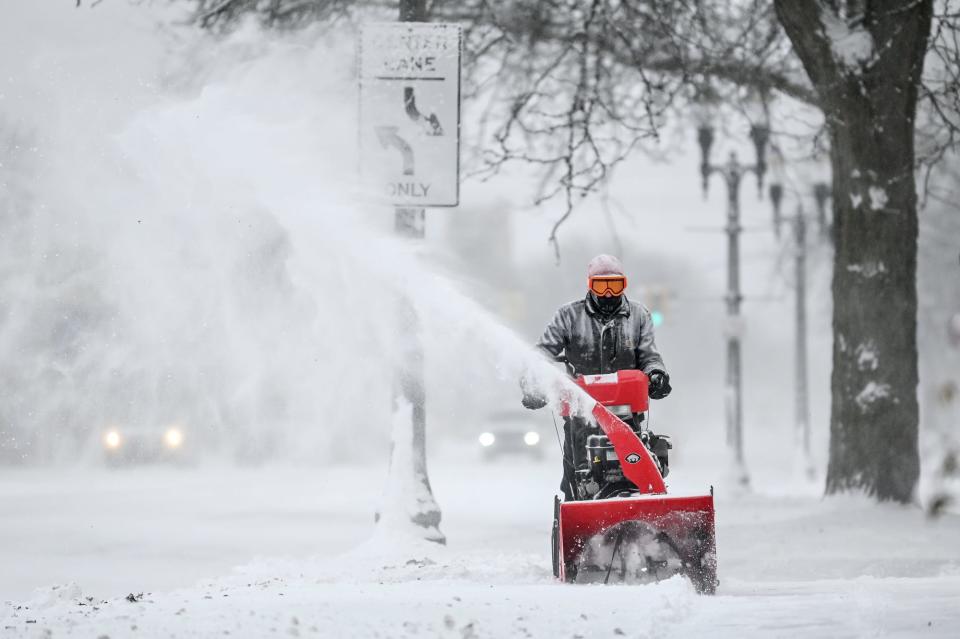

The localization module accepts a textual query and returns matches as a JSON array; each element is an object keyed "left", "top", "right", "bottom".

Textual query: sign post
[{"left": 359, "top": 15, "right": 460, "bottom": 544}]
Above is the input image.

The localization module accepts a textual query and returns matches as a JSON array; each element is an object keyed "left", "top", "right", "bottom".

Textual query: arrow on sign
[
  {"left": 404, "top": 87, "right": 443, "bottom": 136},
  {"left": 375, "top": 126, "right": 415, "bottom": 176}
]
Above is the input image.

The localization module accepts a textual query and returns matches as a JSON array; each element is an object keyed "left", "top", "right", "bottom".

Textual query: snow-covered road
[{"left": 3, "top": 460, "right": 959, "bottom": 637}]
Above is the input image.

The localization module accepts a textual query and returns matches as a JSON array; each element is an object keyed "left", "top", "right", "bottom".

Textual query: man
[{"left": 521, "top": 254, "right": 671, "bottom": 500}]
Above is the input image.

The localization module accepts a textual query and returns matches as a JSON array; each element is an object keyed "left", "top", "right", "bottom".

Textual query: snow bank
[{"left": 4, "top": 468, "right": 960, "bottom": 637}]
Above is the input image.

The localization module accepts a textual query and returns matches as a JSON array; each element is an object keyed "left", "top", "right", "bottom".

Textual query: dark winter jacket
[{"left": 535, "top": 294, "right": 665, "bottom": 377}]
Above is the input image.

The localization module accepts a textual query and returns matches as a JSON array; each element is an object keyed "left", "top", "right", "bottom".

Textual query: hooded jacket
[{"left": 535, "top": 293, "right": 665, "bottom": 376}]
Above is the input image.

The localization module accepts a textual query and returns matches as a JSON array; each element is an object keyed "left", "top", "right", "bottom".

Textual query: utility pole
[
  {"left": 770, "top": 183, "right": 830, "bottom": 481},
  {"left": 697, "top": 124, "right": 769, "bottom": 491},
  {"left": 792, "top": 209, "right": 814, "bottom": 479}
]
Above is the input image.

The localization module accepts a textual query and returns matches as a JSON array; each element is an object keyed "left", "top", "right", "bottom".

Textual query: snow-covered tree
[{"left": 772, "top": 2, "right": 931, "bottom": 502}]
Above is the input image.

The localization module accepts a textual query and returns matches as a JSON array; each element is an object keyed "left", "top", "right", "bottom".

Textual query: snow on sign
[{"left": 359, "top": 23, "right": 461, "bottom": 207}]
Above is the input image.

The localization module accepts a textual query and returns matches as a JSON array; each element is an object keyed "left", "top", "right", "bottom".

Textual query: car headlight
[
  {"left": 163, "top": 427, "right": 184, "bottom": 449},
  {"left": 524, "top": 431, "right": 540, "bottom": 446},
  {"left": 104, "top": 430, "right": 122, "bottom": 450},
  {"left": 478, "top": 432, "right": 495, "bottom": 447}
]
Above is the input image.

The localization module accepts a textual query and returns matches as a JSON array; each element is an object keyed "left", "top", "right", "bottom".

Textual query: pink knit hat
[{"left": 587, "top": 254, "right": 625, "bottom": 278}]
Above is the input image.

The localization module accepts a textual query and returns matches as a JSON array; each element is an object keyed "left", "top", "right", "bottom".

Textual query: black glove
[
  {"left": 648, "top": 371, "right": 672, "bottom": 400},
  {"left": 521, "top": 391, "right": 548, "bottom": 410}
]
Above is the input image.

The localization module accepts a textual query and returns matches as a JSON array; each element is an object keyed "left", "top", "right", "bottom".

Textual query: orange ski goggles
[{"left": 589, "top": 275, "right": 627, "bottom": 297}]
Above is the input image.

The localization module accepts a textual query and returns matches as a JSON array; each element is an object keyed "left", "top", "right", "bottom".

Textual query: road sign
[{"left": 359, "top": 22, "right": 461, "bottom": 207}]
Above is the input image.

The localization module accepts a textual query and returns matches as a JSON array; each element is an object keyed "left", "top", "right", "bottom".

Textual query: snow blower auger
[{"left": 551, "top": 370, "right": 717, "bottom": 594}]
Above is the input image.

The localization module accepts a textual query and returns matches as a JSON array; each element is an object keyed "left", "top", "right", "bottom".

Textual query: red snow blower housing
[{"left": 552, "top": 370, "right": 717, "bottom": 593}]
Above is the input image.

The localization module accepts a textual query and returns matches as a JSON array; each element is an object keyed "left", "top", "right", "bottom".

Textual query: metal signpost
[{"left": 359, "top": 18, "right": 461, "bottom": 543}]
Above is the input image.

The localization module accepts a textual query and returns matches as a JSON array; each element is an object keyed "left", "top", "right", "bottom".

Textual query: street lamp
[
  {"left": 696, "top": 122, "right": 769, "bottom": 491},
  {"left": 748, "top": 125, "right": 770, "bottom": 195},
  {"left": 696, "top": 126, "right": 769, "bottom": 198},
  {"left": 769, "top": 182, "right": 784, "bottom": 238},
  {"left": 767, "top": 146, "right": 786, "bottom": 238},
  {"left": 813, "top": 182, "right": 832, "bottom": 236},
  {"left": 766, "top": 177, "right": 834, "bottom": 482},
  {"left": 698, "top": 125, "right": 715, "bottom": 195}
]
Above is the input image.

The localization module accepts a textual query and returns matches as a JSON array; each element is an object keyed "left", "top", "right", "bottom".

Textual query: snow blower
[{"left": 551, "top": 370, "right": 717, "bottom": 593}]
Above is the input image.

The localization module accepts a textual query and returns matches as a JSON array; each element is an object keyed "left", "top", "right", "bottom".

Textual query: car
[
  {"left": 100, "top": 424, "right": 190, "bottom": 466},
  {"left": 477, "top": 409, "right": 545, "bottom": 461}
]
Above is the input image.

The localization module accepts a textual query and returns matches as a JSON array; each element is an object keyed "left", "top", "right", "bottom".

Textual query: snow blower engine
[{"left": 551, "top": 370, "right": 717, "bottom": 593}]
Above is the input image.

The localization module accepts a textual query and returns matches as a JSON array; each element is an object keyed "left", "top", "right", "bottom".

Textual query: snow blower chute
[{"left": 551, "top": 370, "right": 717, "bottom": 593}]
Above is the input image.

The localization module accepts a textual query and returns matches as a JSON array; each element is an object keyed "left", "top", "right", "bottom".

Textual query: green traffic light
[{"left": 651, "top": 310, "right": 664, "bottom": 327}]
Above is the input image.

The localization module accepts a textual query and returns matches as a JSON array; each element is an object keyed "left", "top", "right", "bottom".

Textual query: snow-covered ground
[{"left": 3, "top": 459, "right": 959, "bottom": 638}]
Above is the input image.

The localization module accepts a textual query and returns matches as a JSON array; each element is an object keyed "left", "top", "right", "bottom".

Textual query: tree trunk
[{"left": 775, "top": 1, "right": 933, "bottom": 502}]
